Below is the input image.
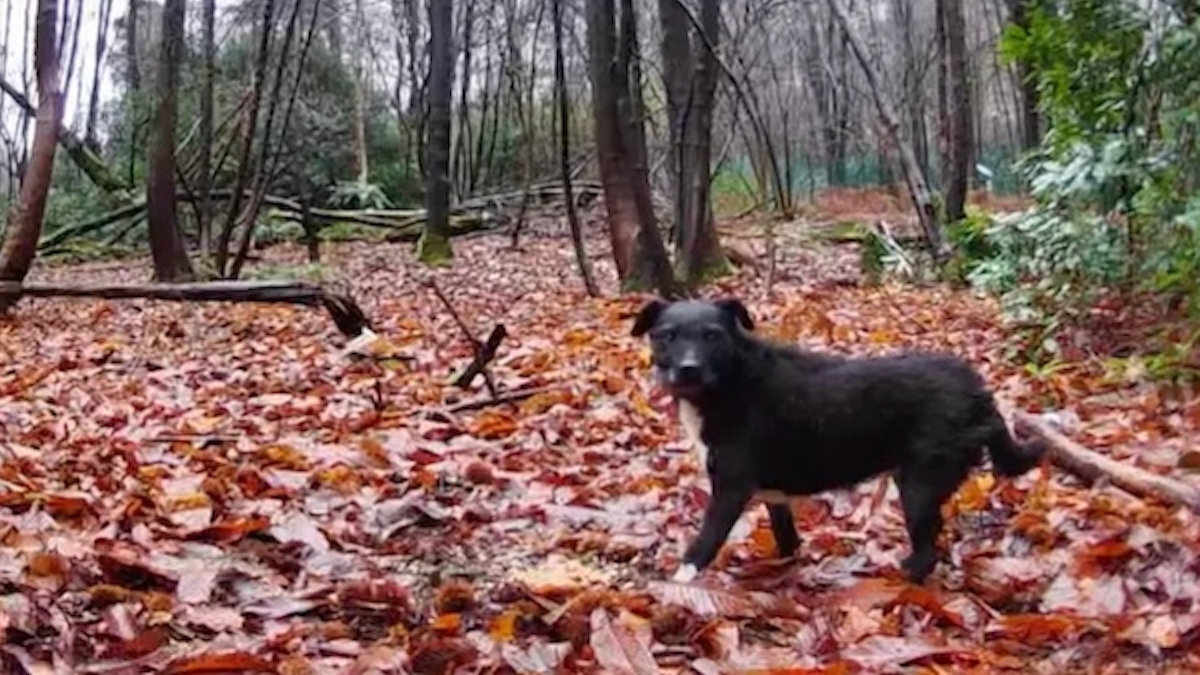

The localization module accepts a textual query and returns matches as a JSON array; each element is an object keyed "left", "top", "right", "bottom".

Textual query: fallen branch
[
  {"left": 1013, "top": 411, "right": 1200, "bottom": 514},
  {"left": 0, "top": 280, "right": 371, "bottom": 338},
  {"left": 453, "top": 324, "right": 508, "bottom": 389},
  {"left": 424, "top": 279, "right": 501, "bottom": 399},
  {"left": 445, "top": 384, "right": 556, "bottom": 414}
]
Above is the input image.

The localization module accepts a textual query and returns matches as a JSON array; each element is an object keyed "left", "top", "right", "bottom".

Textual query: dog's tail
[{"left": 979, "top": 397, "right": 1047, "bottom": 477}]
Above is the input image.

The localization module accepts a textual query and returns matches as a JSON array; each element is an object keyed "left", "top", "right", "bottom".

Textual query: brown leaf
[
  {"left": 162, "top": 652, "right": 277, "bottom": 674},
  {"left": 840, "top": 635, "right": 964, "bottom": 669},
  {"left": 588, "top": 608, "right": 660, "bottom": 675},
  {"left": 500, "top": 641, "right": 572, "bottom": 674},
  {"left": 646, "top": 580, "right": 807, "bottom": 620}
]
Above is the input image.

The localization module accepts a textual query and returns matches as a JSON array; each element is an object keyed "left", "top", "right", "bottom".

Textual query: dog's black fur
[{"left": 632, "top": 297, "right": 1046, "bottom": 584}]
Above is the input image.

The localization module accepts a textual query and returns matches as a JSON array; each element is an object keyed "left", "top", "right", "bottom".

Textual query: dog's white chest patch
[{"left": 677, "top": 399, "right": 709, "bottom": 471}]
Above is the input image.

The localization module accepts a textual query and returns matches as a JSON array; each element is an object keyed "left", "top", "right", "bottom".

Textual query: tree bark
[
  {"left": 125, "top": 0, "right": 141, "bottom": 91},
  {"left": 0, "top": 0, "right": 63, "bottom": 314},
  {"left": 84, "top": 0, "right": 114, "bottom": 151},
  {"left": 553, "top": 0, "right": 599, "bottom": 297},
  {"left": 827, "top": 0, "right": 948, "bottom": 266},
  {"left": 939, "top": 0, "right": 974, "bottom": 224},
  {"left": 587, "top": 0, "right": 675, "bottom": 294},
  {"left": 198, "top": 0, "right": 216, "bottom": 267},
  {"left": 145, "top": 0, "right": 195, "bottom": 282},
  {"left": 418, "top": 0, "right": 454, "bottom": 263},
  {"left": 658, "top": 0, "right": 728, "bottom": 285},
  {"left": 1008, "top": 0, "right": 1041, "bottom": 151},
  {"left": 352, "top": 0, "right": 370, "bottom": 183}
]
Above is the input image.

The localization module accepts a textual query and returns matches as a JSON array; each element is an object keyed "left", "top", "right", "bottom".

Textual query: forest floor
[{"left": 1, "top": 188, "right": 1199, "bottom": 673}]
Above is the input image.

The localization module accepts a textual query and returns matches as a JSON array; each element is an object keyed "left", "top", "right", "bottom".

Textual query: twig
[
  {"left": 445, "top": 384, "right": 557, "bottom": 414},
  {"left": 423, "top": 279, "right": 500, "bottom": 398},
  {"left": 453, "top": 324, "right": 507, "bottom": 388}
]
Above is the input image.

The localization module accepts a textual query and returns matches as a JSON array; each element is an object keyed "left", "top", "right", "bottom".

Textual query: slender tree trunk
[
  {"left": 0, "top": 0, "right": 63, "bottom": 314},
  {"left": 146, "top": 0, "right": 194, "bottom": 282},
  {"left": 939, "top": 0, "right": 973, "bottom": 224},
  {"left": 418, "top": 0, "right": 454, "bottom": 263},
  {"left": 657, "top": 0, "right": 727, "bottom": 285},
  {"left": 681, "top": 0, "right": 726, "bottom": 283},
  {"left": 587, "top": 0, "right": 675, "bottom": 294},
  {"left": 1008, "top": 0, "right": 1040, "bottom": 150},
  {"left": 84, "top": 0, "right": 113, "bottom": 151},
  {"left": 352, "top": 0, "right": 370, "bottom": 183},
  {"left": 553, "top": 0, "right": 598, "bottom": 296},
  {"left": 126, "top": 0, "right": 141, "bottom": 91},
  {"left": 198, "top": 0, "right": 215, "bottom": 270},
  {"left": 215, "top": 0, "right": 274, "bottom": 275},
  {"left": 828, "top": 0, "right": 947, "bottom": 264}
]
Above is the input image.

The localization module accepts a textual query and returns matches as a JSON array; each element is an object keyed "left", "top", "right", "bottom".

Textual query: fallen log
[
  {"left": 0, "top": 280, "right": 371, "bottom": 338},
  {"left": 1013, "top": 411, "right": 1200, "bottom": 514}
]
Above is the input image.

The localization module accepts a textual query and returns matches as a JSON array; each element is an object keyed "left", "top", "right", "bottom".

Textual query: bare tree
[
  {"left": 198, "top": 0, "right": 216, "bottom": 267},
  {"left": 828, "top": 0, "right": 947, "bottom": 264},
  {"left": 939, "top": 0, "right": 974, "bottom": 224},
  {"left": 658, "top": 0, "right": 728, "bottom": 284},
  {"left": 126, "top": 0, "right": 141, "bottom": 91},
  {"left": 553, "top": 0, "right": 598, "bottom": 296},
  {"left": 214, "top": 0, "right": 274, "bottom": 275},
  {"left": 419, "top": 0, "right": 455, "bottom": 263},
  {"left": 0, "top": 0, "right": 63, "bottom": 313},
  {"left": 145, "top": 0, "right": 194, "bottom": 281},
  {"left": 84, "top": 0, "right": 114, "bottom": 151},
  {"left": 586, "top": 0, "right": 675, "bottom": 294}
]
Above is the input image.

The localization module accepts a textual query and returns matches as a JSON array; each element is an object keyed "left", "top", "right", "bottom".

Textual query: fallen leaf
[{"left": 589, "top": 608, "right": 660, "bottom": 675}]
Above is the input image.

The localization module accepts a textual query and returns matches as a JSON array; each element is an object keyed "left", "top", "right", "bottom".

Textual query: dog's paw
[
  {"left": 901, "top": 553, "right": 936, "bottom": 585},
  {"left": 671, "top": 564, "right": 699, "bottom": 584}
]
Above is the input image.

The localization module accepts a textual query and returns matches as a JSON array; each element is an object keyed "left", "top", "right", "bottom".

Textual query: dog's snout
[{"left": 674, "top": 363, "right": 703, "bottom": 384}]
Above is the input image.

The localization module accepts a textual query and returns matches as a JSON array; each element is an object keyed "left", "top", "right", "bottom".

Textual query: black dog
[{"left": 631, "top": 297, "right": 1045, "bottom": 584}]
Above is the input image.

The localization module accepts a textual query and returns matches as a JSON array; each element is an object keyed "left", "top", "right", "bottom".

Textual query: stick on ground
[{"left": 1013, "top": 411, "right": 1200, "bottom": 514}]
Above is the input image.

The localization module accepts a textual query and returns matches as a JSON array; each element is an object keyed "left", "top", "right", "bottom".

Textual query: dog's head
[{"left": 630, "top": 297, "right": 754, "bottom": 399}]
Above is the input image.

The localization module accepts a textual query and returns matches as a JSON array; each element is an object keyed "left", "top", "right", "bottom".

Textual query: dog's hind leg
[
  {"left": 675, "top": 483, "right": 753, "bottom": 582},
  {"left": 896, "top": 459, "right": 969, "bottom": 584},
  {"left": 766, "top": 504, "right": 800, "bottom": 558}
]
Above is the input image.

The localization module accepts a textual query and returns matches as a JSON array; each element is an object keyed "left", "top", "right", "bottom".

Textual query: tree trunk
[
  {"left": 352, "top": 0, "right": 370, "bottom": 183},
  {"left": 1008, "top": 0, "right": 1041, "bottom": 151},
  {"left": 84, "top": 0, "right": 113, "bottom": 151},
  {"left": 939, "top": 0, "right": 973, "bottom": 225},
  {"left": 0, "top": 0, "right": 63, "bottom": 314},
  {"left": 198, "top": 0, "right": 215, "bottom": 269},
  {"left": 587, "top": 0, "right": 639, "bottom": 279},
  {"left": 657, "top": 0, "right": 727, "bottom": 285},
  {"left": 418, "top": 0, "right": 454, "bottom": 264},
  {"left": 587, "top": 0, "right": 675, "bottom": 294},
  {"left": 125, "top": 0, "right": 141, "bottom": 91},
  {"left": 145, "top": 0, "right": 195, "bottom": 282},
  {"left": 553, "top": 0, "right": 599, "bottom": 297},
  {"left": 828, "top": 0, "right": 948, "bottom": 265}
]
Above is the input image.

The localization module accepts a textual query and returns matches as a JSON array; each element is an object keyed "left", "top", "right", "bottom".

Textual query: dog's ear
[
  {"left": 715, "top": 298, "right": 754, "bottom": 331},
  {"left": 630, "top": 299, "right": 667, "bottom": 337}
]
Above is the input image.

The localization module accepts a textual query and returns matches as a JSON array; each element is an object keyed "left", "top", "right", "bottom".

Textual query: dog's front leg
[
  {"left": 766, "top": 504, "right": 800, "bottom": 558},
  {"left": 673, "top": 483, "right": 752, "bottom": 583}
]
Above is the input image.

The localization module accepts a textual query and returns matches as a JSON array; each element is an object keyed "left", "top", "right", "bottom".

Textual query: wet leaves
[{"left": 1, "top": 216, "right": 1199, "bottom": 671}]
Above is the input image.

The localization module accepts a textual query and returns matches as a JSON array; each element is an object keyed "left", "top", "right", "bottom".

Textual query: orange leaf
[
  {"left": 163, "top": 652, "right": 277, "bottom": 674},
  {"left": 431, "top": 613, "right": 462, "bottom": 634},
  {"left": 488, "top": 609, "right": 519, "bottom": 642}
]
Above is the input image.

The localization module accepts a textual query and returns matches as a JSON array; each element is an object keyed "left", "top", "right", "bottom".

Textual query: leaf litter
[{"left": 0, "top": 212, "right": 1199, "bottom": 672}]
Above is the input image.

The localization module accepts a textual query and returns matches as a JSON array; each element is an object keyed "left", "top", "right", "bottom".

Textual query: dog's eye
[
  {"left": 657, "top": 329, "right": 676, "bottom": 343},
  {"left": 703, "top": 328, "right": 722, "bottom": 342}
]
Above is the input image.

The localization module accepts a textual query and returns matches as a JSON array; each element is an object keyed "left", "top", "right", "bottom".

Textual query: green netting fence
[{"left": 715, "top": 145, "right": 1029, "bottom": 199}]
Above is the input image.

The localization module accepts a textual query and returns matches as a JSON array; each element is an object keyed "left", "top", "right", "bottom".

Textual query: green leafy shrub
[{"left": 973, "top": 1, "right": 1200, "bottom": 359}]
